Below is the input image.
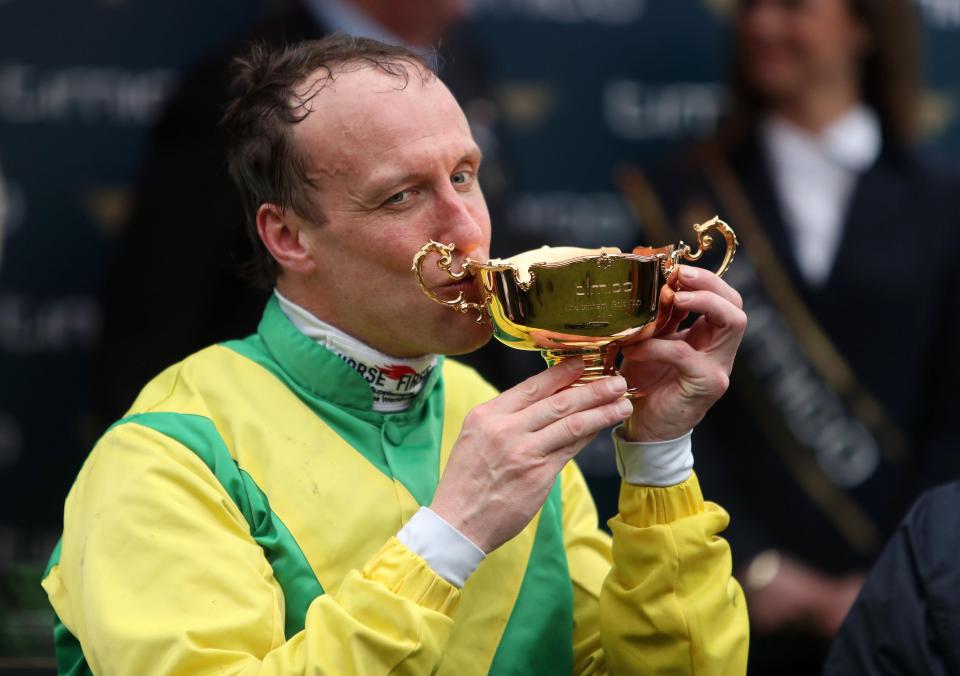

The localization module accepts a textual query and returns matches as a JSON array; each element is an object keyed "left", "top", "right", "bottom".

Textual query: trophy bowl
[{"left": 412, "top": 216, "right": 737, "bottom": 394}]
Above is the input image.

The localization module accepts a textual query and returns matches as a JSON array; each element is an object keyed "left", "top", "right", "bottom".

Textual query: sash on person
[{"left": 617, "top": 150, "right": 910, "bottom": 558}]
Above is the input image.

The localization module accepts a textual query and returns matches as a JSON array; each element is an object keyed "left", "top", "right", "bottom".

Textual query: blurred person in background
[
  {"left": 91, "top": 0, "right": 508, "bottom": 430},
  {"left": 620, "top": 0, "right": 960, "bottom": 672}
]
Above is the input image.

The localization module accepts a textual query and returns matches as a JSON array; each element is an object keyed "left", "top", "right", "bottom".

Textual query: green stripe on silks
[
  {"left": 40, "top": 411, "right": 326, "bottom": 674},
  {"left": 489, "top": 477, "right": 575, "bottom": 675},
  {"left": 52, "top": 611, "right": 93, "bottom": 676},
  {"left": 43, "top": 538, "right": 61, "bottom": 579},
  {"left": 115, "top": 412, "right": 325, "bottom": 638},
  {"left": 119, "top": 413, "right": 324, "bottom": 637},
  {"left": 44, "top": 540, "right": 93, "bottom": 676}
]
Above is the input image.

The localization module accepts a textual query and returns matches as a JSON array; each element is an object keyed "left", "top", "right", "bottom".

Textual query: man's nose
[{"left": 434, "top": 186, "right": 486, "bottom": 256}]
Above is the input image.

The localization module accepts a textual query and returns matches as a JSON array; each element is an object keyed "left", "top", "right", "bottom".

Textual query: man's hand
[
  {"left": 620, "top": 265, "right": 746, "bottom": 442},
  {"left": 431, "top": 360, "right": 633, "bottom": 553}
]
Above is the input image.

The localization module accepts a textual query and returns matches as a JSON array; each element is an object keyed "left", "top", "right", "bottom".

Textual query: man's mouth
[{"left": 435, "top": 276, "right": 479, "bottom": 300}]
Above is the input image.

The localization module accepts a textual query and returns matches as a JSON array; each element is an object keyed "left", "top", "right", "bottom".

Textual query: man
[{"left": 43, "top": 37, "right": 749, "bottom": 674}]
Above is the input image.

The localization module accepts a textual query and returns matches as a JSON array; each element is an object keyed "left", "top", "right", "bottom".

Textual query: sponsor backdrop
[{"left": 1, "top": 0, "right": 958, "bottom": 660}]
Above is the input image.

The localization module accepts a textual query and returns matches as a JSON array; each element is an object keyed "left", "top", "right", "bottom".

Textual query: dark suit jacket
[{"left": 825, "top": 481, "right": 960, "bottom": 675}]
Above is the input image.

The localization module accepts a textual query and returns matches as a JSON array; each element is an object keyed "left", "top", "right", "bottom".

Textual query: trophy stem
[{"left": 542, "top": 346, "right": 618, "bottom": 388}]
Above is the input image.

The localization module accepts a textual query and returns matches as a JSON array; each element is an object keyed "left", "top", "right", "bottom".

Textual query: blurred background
[{"left": 2, "top": 0, "right": 960, "bottom": 672}]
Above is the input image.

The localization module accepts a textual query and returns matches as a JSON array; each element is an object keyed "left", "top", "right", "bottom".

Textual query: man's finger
[
  {"left": 672, "top": 289, "right": 747, "bottom": 335},
  {"left": 522, "top": 374, "right": 628, "bottom": 431},
  {"left": 654, "top": 302, "right": 690, "bottom": 338},
  {"left": 492, "top": 359, "right": 585, "bottom": 412},
  {"left": 676, "top": 266, "right": 743, "bottom": 309},
  {"left": 530, "top": 397, "right": 633, "bottom": 455}
]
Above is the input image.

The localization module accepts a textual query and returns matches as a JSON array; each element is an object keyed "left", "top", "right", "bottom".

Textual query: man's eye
[
  {"left": 451, "top": 171, "right": 473, "bottom": 186},
  {"left": 385, "top": 190, "right": 412, "bottom": 205}
]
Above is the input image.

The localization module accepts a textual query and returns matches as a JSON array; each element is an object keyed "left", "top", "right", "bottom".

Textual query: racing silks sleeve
[
  {"left": 42, "top": 423, "right": 460, "bottom": 675},
  {"left": 560, "top": 462, "right": 750, "bottom": 675}
]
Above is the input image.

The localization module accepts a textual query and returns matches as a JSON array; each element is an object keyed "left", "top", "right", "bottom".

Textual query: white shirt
[
  {"left": 762, "top": 106, "right": 882, "bottom": 286},
  {"left": 276, "top": 292, "right": 693, "bottom": 587},
  {"left": 276, "top": 291, "right": 437, "bottom": 413}
]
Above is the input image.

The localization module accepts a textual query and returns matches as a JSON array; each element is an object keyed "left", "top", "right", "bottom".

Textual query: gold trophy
[{"left": 413, "top": 216, "right": 737, "bottom": 394}]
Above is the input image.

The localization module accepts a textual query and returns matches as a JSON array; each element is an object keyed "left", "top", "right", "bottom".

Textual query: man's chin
[
  {"left": 441, "top": 327, "right": 495, "bottom": 357},
  {"left": 424, "top": 316, "right": 494, "bottom": 357}
]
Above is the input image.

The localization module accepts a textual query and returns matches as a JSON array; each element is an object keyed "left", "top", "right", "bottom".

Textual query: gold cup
[{"left": 412, "top": 216, "right": 737, "bottom": 394}]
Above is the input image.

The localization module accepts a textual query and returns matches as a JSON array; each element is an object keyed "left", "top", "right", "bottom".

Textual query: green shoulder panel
[
  {"left": 488, "top": 477, "right": 575, "bottom": 674},
  {"left": 43, "top": 411, "right": 326, "bottom": 675},
  {"left": 44, "top": 541, "right": 93, "bottom": 674},
  {"left": 51, "top": 614, "right": 92, "bottom": 676},
  {"left": 116, "top": 412, "right": 325, "bottom": 638}
]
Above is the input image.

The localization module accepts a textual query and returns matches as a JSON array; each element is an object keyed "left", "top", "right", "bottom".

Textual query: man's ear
[{"left": 256, "top": 203, "right": 317, "bottom": 276}]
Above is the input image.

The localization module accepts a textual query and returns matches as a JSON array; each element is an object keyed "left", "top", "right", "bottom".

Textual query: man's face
[{"left": 284, "top": 64, "right": 492, "bottom": 358}]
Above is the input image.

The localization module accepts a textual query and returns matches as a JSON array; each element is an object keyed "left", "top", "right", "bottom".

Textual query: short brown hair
[{"left": 222, "top": 35, "right": 433, "bottom": 287}]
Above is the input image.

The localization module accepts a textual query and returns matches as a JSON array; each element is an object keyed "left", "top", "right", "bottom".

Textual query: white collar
[
  {"left": 763, "top": 105, "right": 882, "bottom": 172},
  {"left": 274, "top": 289, "right": 438, "bottom": 413}
]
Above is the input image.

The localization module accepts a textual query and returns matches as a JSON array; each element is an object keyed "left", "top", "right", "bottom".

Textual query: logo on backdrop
[
  {"left": 0, "top": 293, "right": 100, "bottom": 354},
  {"left": 605, "top": 79, "right": 726, "bottom": 140},
  {"left": 916, "top": 0, "right": 960, "bottom": 28},
  {"left": 507, "top": 191, "right": 635, "bottom": 245},
  {"left": 0, "top": 62, "right": 177, "bottom": 125}
]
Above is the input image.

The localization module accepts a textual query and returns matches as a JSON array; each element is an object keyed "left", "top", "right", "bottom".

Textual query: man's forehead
[
  {"left": 293, "top": 64, "right": 472, "bottom": 176},
  {"left": 295, "top": 65, "right": 465, "bottom": 140}
]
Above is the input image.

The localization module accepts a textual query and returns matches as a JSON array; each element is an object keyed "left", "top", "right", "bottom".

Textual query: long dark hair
[{"left": 722, "top": 0, "right": 920, "bottom": 148}]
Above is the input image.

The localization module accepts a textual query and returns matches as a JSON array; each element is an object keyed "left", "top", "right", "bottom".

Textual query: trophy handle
[
  {"left": 671, "top": 216, "right": 738, "bottom": 278},
  {"left": 411, "top": 241, "right": 489, "bottom": 324}
]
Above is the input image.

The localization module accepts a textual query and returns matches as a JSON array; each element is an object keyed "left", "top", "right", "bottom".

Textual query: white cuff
[
  {"left": 396, "top": 506, "right": 485, "bottom": 588},
  {"left": 612, "top": 426, "right": 694, "bottom": 486}
]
